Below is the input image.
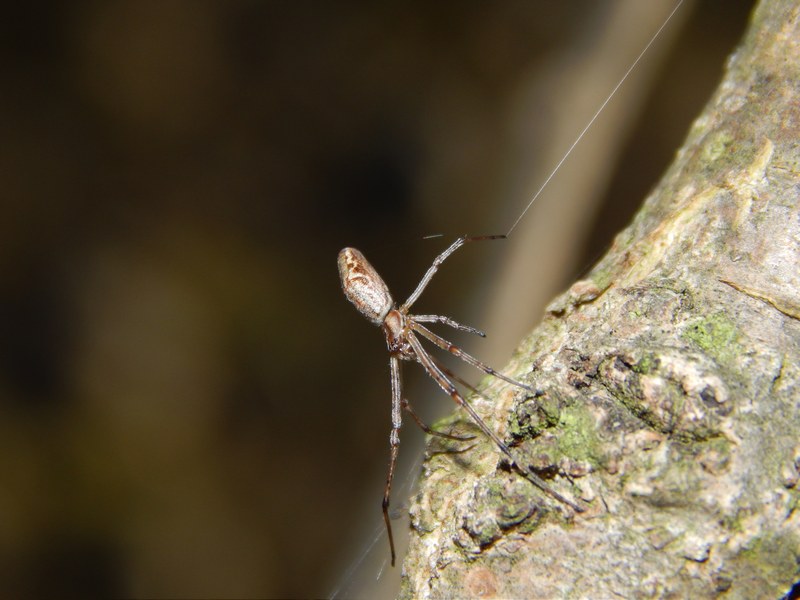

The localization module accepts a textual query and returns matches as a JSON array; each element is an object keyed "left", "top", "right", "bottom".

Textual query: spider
[{"left": 338, "top": 235, "right": 583, "bottom": 567}]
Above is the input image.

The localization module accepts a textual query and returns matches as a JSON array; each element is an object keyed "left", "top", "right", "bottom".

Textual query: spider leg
[
  {"left": 429, "top": 355, "right": 484, "bottom": 399},
  {"left": 401, "top": 235, "right": 505, "bottom": 311},
  {"left": 383, "top": 355, "right": 403, "bottom": 567},
  {"left": 405, "top": 349, "right": 506, "bottom": 441},
  {"left": 406, "top": 331, "right": 584, "bottom": 513},
  {"left": 411, "top": 314, "right": 485, "bottom": 337},
  {"left": 410, "top": 321, "right": 540, "bottom": 395},
  {"left": 401, "top": 397, "right": 476, "bottom": 441}
]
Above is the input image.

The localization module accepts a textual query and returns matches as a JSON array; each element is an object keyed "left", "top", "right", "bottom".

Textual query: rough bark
[{"left": 401, "top": 0, "right": 800, "bottom": 597}]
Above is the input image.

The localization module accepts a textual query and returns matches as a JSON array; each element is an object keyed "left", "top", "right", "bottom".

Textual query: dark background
[{"left": 0, "top": 1, "right": 753, "bottom": 597}]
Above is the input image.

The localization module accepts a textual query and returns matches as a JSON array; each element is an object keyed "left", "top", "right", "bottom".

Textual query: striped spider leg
[{"left": 337, "top": 235, "right": 583, "bottom": 567}]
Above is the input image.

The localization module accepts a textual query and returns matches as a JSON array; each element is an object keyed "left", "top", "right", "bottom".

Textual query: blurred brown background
[{"left": 0, "top": 1, "right": 753, "bottom": 597}]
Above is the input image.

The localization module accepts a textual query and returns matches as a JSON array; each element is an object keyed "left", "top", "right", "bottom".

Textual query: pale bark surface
[{"left": 401, "top": 0, "right": 800, "bottom": 597}]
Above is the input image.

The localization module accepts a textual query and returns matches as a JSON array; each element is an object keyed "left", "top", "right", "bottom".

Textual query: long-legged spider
[{"left": 338, "top": 235, "right": 583, "bottom": 567}]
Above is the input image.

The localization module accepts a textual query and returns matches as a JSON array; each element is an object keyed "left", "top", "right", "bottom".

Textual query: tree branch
[{"left": 402, "top": 0, "right": 800, "bottom": 596}]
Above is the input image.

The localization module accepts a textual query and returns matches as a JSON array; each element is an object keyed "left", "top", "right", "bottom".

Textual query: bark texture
[{"left": 402, "top": 0, "right": 800, "bottom": 597}]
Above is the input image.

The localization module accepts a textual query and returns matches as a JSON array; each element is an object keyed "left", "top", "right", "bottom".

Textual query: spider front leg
[{"left": 401, "top": 235, "right": 505, "bottom": 311}]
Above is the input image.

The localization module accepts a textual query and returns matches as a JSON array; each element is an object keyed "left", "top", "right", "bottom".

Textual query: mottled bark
[{"left": 402, "top": 0, "right": 800, "bottom": 597}]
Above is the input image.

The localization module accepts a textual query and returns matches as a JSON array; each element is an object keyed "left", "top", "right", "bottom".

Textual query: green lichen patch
[
  {"left": 555, "top": 405, "right": 603, "bottom": 466},
  {"left": 632, "top": 352, "right": 660, "bottom": 375},
  {"left": 682, "top": 312, "right": 743, "bottom": 367}
]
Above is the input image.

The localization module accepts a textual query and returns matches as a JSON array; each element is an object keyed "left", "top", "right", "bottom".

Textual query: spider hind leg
[{"left": 401, "top": 398, "right": 476, "bottom": 442}]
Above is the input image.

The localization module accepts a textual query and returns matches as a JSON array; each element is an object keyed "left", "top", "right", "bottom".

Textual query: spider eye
[{"left": 338, "top": 248, "right": 394, "bottom": 324}]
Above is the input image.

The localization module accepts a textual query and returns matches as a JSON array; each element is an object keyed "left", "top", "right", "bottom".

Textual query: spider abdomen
[{"left": 338, "top": 247, "right": 394, "bottom": 325}]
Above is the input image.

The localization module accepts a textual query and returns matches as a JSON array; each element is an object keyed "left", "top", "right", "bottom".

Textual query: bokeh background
[{"left": 0, "top": 1, "right": 753, "bottom": 597}]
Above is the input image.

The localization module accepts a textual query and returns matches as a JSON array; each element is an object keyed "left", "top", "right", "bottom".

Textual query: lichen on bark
[{"left": 402, "top": 0, "right": 800, "bottom": 597}]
